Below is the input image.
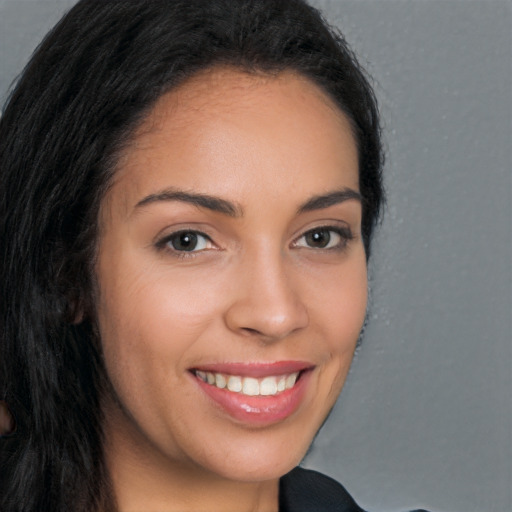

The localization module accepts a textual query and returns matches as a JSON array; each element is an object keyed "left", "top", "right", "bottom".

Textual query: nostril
[{"left": 241, "top": 327, "right": 261, "bottom": 336}]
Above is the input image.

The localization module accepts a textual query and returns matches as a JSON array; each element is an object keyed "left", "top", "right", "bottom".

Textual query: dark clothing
[{"left": 279, "top": 467, "right": 429, "bottom": 512}]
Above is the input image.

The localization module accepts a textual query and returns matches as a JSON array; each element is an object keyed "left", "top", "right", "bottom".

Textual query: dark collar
[{"left": 279, "top": 467, "right": 366, "bottom": 512}]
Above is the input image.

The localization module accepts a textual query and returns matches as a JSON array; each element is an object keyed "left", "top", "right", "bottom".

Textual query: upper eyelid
[
  {"left": 155, "top": 229, "right": 215, "bottom": 250},
  {"left": 153, "top": 225, "right": 214, "bottom": 243},
  {"left": 292, "top": 222, "right": 353, "bottom": 241}
]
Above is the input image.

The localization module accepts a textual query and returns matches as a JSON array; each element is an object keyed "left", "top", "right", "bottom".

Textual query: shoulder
[{"left": 279, "top": 467, "right": 431, "bottom": 512}]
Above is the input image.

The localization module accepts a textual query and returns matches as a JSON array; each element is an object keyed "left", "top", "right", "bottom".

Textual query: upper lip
[{"left": 189, "top": 361, "right": 314, "bottom": 378}]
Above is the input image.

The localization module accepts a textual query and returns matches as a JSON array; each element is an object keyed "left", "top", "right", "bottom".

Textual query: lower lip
[{"left": 193, "top": 371, "right": 311, "bottom": 426}]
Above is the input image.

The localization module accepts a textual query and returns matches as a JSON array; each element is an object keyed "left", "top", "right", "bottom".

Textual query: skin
[
  {"left": 0, "top": 401, "right": 14, "bottom": 436},
  {"left": 95, "top": 68, "right": 367, "bottom": 512}
]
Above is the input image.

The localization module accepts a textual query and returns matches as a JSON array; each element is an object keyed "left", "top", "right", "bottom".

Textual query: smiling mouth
[
  {"left": 189, "top": 362, "right": 314, "bottom": 424},
  {"left": 191, "top": 369, "right": 303, "bottom": 397}
]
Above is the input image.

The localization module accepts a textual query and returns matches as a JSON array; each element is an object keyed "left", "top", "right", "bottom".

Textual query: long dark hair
[{"left": 0, "top": 1, "right": 384, "bottom": 510}]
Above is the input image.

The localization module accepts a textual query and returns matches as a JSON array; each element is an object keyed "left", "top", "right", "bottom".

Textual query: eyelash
[
  {"left": 155, "top": 225, "right": 353, "bottom": 259},
  {"left": 293, "top": 225, "right": 354, "bottom": 251},
  {"left": 155, "top": 230, "right": 215, "bottom": 259}
]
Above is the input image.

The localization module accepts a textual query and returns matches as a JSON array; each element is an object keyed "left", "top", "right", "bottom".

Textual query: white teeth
[
  {"left": 215, "top": 373, "right": 226, "bottom": 389},
  {"left": 242, "top": 377, "right": 260, "bottom": 396},
  {"left": 195, "top": 370, "right": 302, "bottom": 396},
  {"left": 227, "top": 375, "right": 242, "bottom": 392},
  {"left": 285, "top": 372, "right": 299, "bottom": 389},
  {"left": 260, "top": 376, "right": 278, "bottom": 396}
]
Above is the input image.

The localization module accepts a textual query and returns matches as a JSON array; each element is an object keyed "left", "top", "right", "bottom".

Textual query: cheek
[
  {"left": 95, "top": 255, "right": 227, "bottom": 386},
  {"left": 331, "top": 263, "right": 368, "bottom": 346},
  {"left": 94, "top": 263, "right": 224, "bottom": 449},
  {"left": 305, "top": 254, "right": 368, "bottom": 393},
  {"left": 308, "top": 253, "right": 367, "bottom": 341}
]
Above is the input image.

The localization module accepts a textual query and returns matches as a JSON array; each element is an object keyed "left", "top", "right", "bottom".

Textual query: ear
[
  {"left": 70, "top": 298, "right": 86, "bottom": 324},
  {"left": 72, "top": 310, "right": 85, "bottom": 324},
  {"left": 66, "top": 292, "right": 87, "bottom": 324},
  {"left": 0, "top": 401, "right": 15, "bottom": 436}
]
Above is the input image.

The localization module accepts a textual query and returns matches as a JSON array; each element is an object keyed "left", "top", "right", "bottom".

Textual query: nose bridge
[{"left": 224, "top": 243, "right": 308, "bottom": 341}]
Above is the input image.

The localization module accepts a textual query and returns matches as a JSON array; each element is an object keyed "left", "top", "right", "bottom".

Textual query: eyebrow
[
  {"left": 134, "top": 186, "right": 361, "bottom": 217},
  {"left": 135, "top": 188, "right": 242, "bottom": 217},
  {"left": 297, "top": 188, "right": 362, "bottom": 213}
]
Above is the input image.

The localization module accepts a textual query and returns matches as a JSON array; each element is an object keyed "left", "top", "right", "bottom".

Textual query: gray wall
[{"left": 1, "top": 1, "right": 510, "bottom": 511}]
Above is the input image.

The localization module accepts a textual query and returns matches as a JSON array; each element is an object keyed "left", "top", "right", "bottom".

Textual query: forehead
[
  {"left": 106, "top": 68, "right": 359, "bottom": 217},
  {"left": 138, "top": 68, "right": 349, "bottom": 135}
]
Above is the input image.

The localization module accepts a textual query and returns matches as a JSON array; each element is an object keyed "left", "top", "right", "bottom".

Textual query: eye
[
  {"left": 157, "top": 230, "right": 213, "bottom": 253},
  {"left": 294, "top": 226, "right": 352, "bottom": 250}
]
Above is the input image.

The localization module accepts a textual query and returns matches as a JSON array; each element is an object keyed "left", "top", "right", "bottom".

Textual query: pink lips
[{"left": 190, "top": 361, "right": 314, "bottom": 426}]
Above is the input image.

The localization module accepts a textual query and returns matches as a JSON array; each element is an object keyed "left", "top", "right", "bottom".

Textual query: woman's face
[{"left": 96, "top": 69, "right": 367, "bottom": 484}]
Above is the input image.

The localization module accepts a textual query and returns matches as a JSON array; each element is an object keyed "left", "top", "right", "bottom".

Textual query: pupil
[
  {"left": 173, "top": 232, "right": 197, "bottom": 251},
  {"left": 307, "top": 229, "right": 330, "bottom": 248}
]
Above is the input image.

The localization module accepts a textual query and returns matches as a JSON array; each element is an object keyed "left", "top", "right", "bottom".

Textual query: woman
[{"left": 0, "top": 1, "right": 424, "bottom": 511}]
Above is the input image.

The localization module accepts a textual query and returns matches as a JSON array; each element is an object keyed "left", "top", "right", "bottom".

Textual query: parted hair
[{"left": 0, "top": 1, "right": 384, "bottom": 510}]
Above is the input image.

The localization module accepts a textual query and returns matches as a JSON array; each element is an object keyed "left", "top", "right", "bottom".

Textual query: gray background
[{"left": 1, "top": 1, "right": 510, "bottom": 511}]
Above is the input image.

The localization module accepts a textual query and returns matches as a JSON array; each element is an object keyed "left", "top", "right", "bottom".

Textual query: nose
[{"left": 224, "top": 250, "right": 309, "bottom": 342}]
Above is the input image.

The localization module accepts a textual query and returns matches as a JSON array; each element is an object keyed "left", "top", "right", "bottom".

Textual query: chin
[
  {"left": 179, "top": 410, "right": 325, "bottom": 484},
  {"left": 202, "top": 442, "right": 308, "bottom": 483}
]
